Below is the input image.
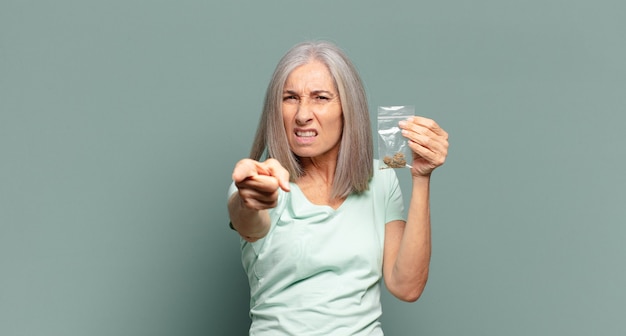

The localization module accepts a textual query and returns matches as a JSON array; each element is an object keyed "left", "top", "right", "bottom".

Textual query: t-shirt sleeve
[{"left": 383, "top": 169, "right": 406, "bottom": 224}]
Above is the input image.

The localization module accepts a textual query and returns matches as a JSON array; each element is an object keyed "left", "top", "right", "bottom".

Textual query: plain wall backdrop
[{"left": 1, "top": 0, "right": 625, "bottom": 335}]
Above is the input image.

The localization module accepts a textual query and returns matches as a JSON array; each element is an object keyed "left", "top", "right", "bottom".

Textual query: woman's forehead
[{"left": 284, "top": 61, "right": 337, "bottom": 93}]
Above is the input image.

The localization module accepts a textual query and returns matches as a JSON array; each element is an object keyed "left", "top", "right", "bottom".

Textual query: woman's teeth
[{"left": 296, "top": 131, "right": 316, "bottom": 137}]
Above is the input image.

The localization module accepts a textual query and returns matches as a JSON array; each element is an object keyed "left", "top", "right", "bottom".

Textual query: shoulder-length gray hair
[{"left": 249, "top": 41, "right": 373, "bottom": 199}]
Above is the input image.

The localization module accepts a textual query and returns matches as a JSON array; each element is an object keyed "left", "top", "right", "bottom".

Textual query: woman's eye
[
  {"left": 283, "top": 96, "right": 298, "bottom": 102},
  {"left": 316, "top": 96, "right": 329, "bottom": 100}
]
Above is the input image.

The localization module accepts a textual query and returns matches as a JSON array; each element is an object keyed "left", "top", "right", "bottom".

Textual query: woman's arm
[
  {"left": 228, "top": 192, "right": 271, "bottom": 242},
  {"left": 383, "top": 175, "right": 432, "bottom": 302},
  {"left": 383, "top": 116, "right": 448, "bottom": 302},
  {"left": 228, "top": 158, "right": 290, "bottom": 242}
]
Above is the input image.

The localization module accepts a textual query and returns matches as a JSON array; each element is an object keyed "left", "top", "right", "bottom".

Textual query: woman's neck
[{"left": 299, "top": 156, "right": 337, "bottom": 185}]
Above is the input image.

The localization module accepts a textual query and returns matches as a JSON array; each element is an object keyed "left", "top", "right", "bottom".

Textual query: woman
[{"left": 227, "top": 41, "right": 449, "bottom": 335}]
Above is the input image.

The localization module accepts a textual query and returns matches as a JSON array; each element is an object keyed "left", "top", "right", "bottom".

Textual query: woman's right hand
[{"left": 232, "top": 158, "right": 291, "bottom": 211}]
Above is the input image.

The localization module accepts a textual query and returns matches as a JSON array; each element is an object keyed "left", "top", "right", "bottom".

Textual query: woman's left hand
[{"left": 398, "top": 116, "right": 449, "bottom": 177}]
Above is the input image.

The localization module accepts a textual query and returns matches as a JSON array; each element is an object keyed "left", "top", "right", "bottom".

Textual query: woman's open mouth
[{"left": 296, "top": 130, "right": 317, "bottom": 137}]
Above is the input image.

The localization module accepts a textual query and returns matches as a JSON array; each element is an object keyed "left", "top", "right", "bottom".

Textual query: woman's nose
[{"left": 295, "top": 100, "right": 314, "bottom": 125}]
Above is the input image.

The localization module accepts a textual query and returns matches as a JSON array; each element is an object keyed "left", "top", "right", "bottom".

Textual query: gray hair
[{"left": 250, "top": 41, "right": 373, "bottom": 199}]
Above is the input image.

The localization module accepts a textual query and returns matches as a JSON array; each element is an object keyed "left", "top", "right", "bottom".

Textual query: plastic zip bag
[{"left": 377, "top": 105, "right": 414, "bottom": 169}]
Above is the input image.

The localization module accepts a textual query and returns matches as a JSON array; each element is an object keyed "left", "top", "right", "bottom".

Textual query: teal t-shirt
[{"left": 229, "top": 163, "right": 405, "bottom": 335}]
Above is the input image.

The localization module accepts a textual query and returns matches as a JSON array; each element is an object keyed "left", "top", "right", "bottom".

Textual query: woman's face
[{"left": 282, "top": 61, "right": 343, "bottom": 161}]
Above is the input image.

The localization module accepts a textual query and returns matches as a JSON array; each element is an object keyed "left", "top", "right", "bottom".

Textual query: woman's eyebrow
[
  {"left": 310, "top": 90, "right": 336, "bottom": 96},
  {"left": 282, "top": 89, "right": 337, "bottom": 96}
]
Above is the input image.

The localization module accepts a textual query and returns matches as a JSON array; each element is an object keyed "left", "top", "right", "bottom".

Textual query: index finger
[
  {"left": 262, "top": 158, "right": 291, "bottom": 192},
  {"left": 407, "top": 116, "right": 448, "bottom": 137},
  {"left": 232, "top": 159, "right": 267, "bottom": 183}
]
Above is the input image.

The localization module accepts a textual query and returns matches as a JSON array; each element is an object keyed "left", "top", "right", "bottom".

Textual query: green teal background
[{"left": 1, "top": 0, "right": 625, "bottom": 335}]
